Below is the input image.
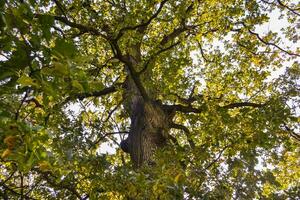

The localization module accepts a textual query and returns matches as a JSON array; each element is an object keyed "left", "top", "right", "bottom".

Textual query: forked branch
[{"left": 116, "top": 0, "right": 169, "bottom": 40}]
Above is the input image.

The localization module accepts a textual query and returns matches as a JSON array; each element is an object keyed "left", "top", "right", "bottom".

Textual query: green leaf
[
  {"left": 53, "top": 39, "right": 76, "bottom": 58},
  {"left": 38, "top": 15, "right": 54, "bottom": 41},
  {"left": 52, "top": 61, "right": 69, "bottom": 76},
  {"left": 17, "top": 74, "right": 38, "bottom": 87},
  {"left": 72, "top": 80, "right": 84, "bottom": 91}
]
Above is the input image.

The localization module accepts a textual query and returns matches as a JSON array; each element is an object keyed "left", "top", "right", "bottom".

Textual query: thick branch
[
  {"left": 71, "top": 84, "right": 119, "bottom": 101},
  {"left": 123, "top": 61, "right": 149, "bottom": 100},
  {"left": 160, "top": 26, "right": 193, "bottom": 46},
  {"left": 0, "top": 184, "right": 36, "bottom": 200},
  {"left": 34, "top": 14, "right": 106, "bottom": 38},
  {"left": 164, "top": 101, "right": 264, "bottom": 114},
  {"left": 110, "top": 41, "right": 150, "bottom": 100},
  {"left": 163, "top": 104, "right": 203, "bottom": 114}
]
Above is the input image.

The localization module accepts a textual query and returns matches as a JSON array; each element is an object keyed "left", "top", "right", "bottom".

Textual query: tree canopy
[{"left": 0, "top": 0, "right": 299, "bottom": 199}]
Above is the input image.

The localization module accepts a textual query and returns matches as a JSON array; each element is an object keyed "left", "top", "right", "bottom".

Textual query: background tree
[{"left": 0, "top": 0, "right": 299, "bottom": 199}]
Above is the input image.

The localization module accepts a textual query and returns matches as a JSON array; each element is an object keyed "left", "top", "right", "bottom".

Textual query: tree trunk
[{"left": 122, "top": 77, "right": 171, "bottom": 168}]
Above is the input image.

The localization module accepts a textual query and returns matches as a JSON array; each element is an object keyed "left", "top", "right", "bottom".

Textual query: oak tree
[{"left": 0, "top": 0, "right": 299, "bottom": 199}]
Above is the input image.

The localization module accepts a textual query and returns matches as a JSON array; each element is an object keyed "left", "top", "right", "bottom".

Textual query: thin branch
[
  {"left": 91, "top": 57, "right": 117, "bottom": 79},
  {"left": 170, "top": 123, "right": 195, "bottom": 148},
  {"left": 115, "top": 0, "right": 128, "bottom": 13},
  {"left": 222, "top": 102, "right": 265, "bottom": 109},
  {"left": 0, "top": 183, "right": 36, "bottom": 200},
  {"left": 116, "top": 0, "right": 168, "bottom": 40},
  {"left": 0, "top": 170, "right": 16, "bottom": 187},
  {"left": 91, "top": 100, "right": 125, "bottom": 148},
  {"left": 197, "top": 41, "right": 212, "bottom": 62},
  {"left": 283, "top": 123, "right": 300, "bottom": 142},
  {"left": 52, "top": 0, "right": 68, "bottom": 19},
  {"left": 137, "top": 2, "right": 196, "bottom": 74},
  {"left": 261, "top": 0, "right": 300, "bottom": 16},
  {"left": 20, "top": 172, "right": 24, "bottom": 200},
  {"left": 199, "top": 144, "right": 231, "bottom": 173},
  {"left": 44, "top": 84, "right": 120, "bottom": 126},
  {"left": 169, "top": 92, "right": 204, "bottom": 105},
  {"left": 25, "top": 98, "right": 44, "bottom": 108},
  {"left": 277, "top": 0, "right": 300, "bottom": 16},
  {"left": 15, "top": 90, "right": 29, "bottom": 120},
  {"left": 247, "top": 29, "right": 300, "bottom": 57},
  {"left": 159, "top": 1, "right": 196, "bottom": 46},
  {"left": 24, "top": 177, "right": 43, "bottom": 197},
  {"left": 52, "top": 26, "right": 66, "bottom": 38},
  {"left": 97, "top": 131, "right": 129, "bottom": 144},
  {"left": 37, "top": 170, "right": 84, "bottom": 200},
  {"left": 139, "top": 41, "right": 181, "bottom": 74}
]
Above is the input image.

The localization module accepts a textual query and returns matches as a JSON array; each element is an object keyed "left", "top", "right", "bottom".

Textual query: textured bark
[{"left": 122, "top": 77, "right": 171, "bottom": 168}]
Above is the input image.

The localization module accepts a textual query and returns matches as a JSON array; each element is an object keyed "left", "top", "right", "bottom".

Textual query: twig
[
  {"left": 116, "top": 0, "right": 169, "bottom": 40},
  {"left": 248, "top": 29, "right": 300, "bottom": 57},
  {"left": 15, "top": 90, "right": 29, "bottom": 120},
  {"left": 139, "top": 41, "right": 180, "bottom": 74},
  {"left": 170, "top": 123, "right": 195, "bottom": 148}
]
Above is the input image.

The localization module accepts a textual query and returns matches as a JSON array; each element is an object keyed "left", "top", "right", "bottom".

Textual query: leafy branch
[
  {"left": 261, "top": 0, "right": 300, "bottom": 16},
  {"left": 199, "top": 143, "right": 231, "bottom": 173},
  {"left": 283, "top": 123, "right": 300, "bottom": 142},
  {"left": 34, "top": 14, "right": 107, "bottom": 39},
  {"left": 170, "top": 123, "right": 195, "bottom": 148},
  {"left": 36, "top": 170, "right": 85, "bottom": 200},
  {"left": 139, "top": 41, "right": 181, "bottom": 74},
  {"left": 115, "top": 0, "right": 169, "bottom": 40},
  {"left": 248, "top": 29, "right": 300, "bottom": 57},
  {"left": 164, "top": 101, "right": 265, "bottom": 114}
]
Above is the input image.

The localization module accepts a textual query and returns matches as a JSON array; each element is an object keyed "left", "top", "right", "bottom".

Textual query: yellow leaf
[
  {"left": 1, "top": 149, "right": 12, "bottom": 159},
  {"left": 4, "top": 135, "right": 17, "bottom": 149},
  {"left": 38, "top": 161, "right": 51, "bottom": 171},
  {"left": 17, "top": 75, "right": 38, "bottom": 87},
  {"left": 174, "top": 173, "right": 182, "bottom": 183},
  {"left": 251, "top": 57, "right": 261, "bottom": 66}
]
